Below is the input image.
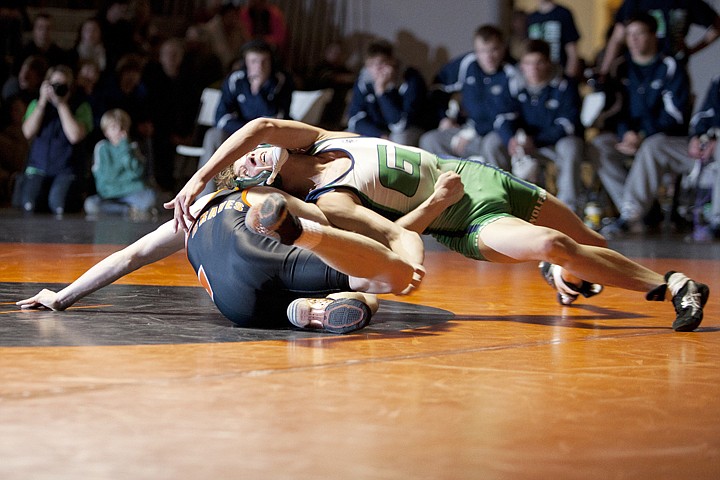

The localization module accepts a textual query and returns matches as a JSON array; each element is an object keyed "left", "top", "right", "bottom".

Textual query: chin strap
[
  {"left": 266, "top": 147, "right": 288, "bottom": 185},
  {"left": 234, "top": 170, "right": 271, "bottom": 189}
]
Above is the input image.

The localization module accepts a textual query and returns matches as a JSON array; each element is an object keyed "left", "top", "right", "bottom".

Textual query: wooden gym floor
[{"left": 0, "top": 210, "right": 719, "bottom": 480}]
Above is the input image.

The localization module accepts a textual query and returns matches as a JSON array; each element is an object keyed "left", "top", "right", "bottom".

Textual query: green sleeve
[
  {"left": 24, "top": 99, "right": 38, "bottom": 120},
  {"left": 75, "top": 101, "right": 94, "bottom": 133}
]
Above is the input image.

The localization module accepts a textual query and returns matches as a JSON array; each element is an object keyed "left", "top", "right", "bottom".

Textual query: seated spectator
[
  {"left": 526, "top": 0, "right": 582, "bottom": 79},
  {"left": 497, "top": 39, "right": 584, "bottom": 214},
  {"left": 143, "top": 37, "right": 202, "bottom": 191},
  {"left": 239, "top": 0, "right": 287, "bottom": 60},
  {"left": 84, "top": 108, "right": 156, "bottom": 218},
  {"left": 0, "top": 3, "right": 27, "bottom": 80},
  {"left": 686, "top": 74, "right": 720, "bottom": 241},
  {"left": 183, "top": 24, "right": 224, "bottom": 90},
  {"left": 67, "top": 17, "right": 107, "bottom": 73},
  {"left": 18, "top": 65, "right": 93, "bottom": 215},
  {"left": 597, "top": 0, "right": 720, "bottom": 76},
  {"left": 199, "top": 2, "right": 246, "bottom": 73},
  {"left": 76, "top": 59, "right": 104, "bottom": 132},
  {"left": 96, "top": 0, "right": 139, "bottom": 72},
  {"left": 0, "top": 95, "right": 29, "bottom": 205},
  {"left": 346, "top": 39, "right": 428, "bottom": 146},
  {"left": 419, "top": 25, "right": 520, "bottom": 166},
  {"left": 590, "top": 13, "right": 691, "bottom": 237},
  {"left": 196, "top": 40, "right": 293, "bottom": 195},
  {"left": 2, "top": 55, "right": 48, "bottom": 104},
  {"left": 305, "top": 41, "right": 356, "bottom": 129},
  {"left": 13, "top": 12, "right": 67, "bottom": 74},
  {"left": 97, "top": 53, "right": 153, "bottom": 165},
  {"left": 129, "top": 0, "right": 160, "bottom": 56}
]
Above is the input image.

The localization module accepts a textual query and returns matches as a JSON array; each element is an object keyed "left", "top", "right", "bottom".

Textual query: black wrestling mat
[{"left": 0, "top": 283, "right": 454, "bottom": 347}]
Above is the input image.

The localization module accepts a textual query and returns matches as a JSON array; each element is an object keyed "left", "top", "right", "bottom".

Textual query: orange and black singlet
[{"left": 186, "top": 189, "right": 350, "bottom": 328}]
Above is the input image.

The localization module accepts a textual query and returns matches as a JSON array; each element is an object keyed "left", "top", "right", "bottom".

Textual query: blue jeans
[
  {"left": 84, "top": 188, "right": 157, "bottom": 215},
  {"left": 20, "top": 172, "right": 78, "bottom": 214}
]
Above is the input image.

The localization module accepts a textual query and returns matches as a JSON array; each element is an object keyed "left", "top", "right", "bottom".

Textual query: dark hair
[
  {"left": 366, "top": 39, "right": 394, "bottom": 59},
  {"left": 522, "top": 39, "right": 551, "bottom": 60},
  {"left": 115, "top": 53, "right": 145, "bottom": 74},
  {"left": 242, "top": 39, "right": 274, "bottom": 58},
  {"left": 625, "top": 12, "right": 658, "bottom": 34},
  {"left": 22, "top": 55, "right": 49, "bottom": 76},
  {"left": 475, "top": 24, "right": 504, "bottom": 43}
]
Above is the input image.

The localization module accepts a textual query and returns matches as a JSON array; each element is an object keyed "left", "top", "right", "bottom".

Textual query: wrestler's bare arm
[
  {"left": 17, "top": 195, "right": 215, "bottom": 311},
  {"left": 16, "top": 220, "right": 184, "bottom": 311},
  {"left": 166, "top": 119, "right": 354, "bottom": 231}
]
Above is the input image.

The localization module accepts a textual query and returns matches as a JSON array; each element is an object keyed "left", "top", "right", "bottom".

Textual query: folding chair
[{"left": 289, "top": 89, "right": 334, "bottom": 126}]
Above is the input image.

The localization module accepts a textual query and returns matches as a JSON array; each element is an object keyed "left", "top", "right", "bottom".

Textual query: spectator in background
[
  {"left": 18, "top": 65, "right": 93, "bottom": 215},
  {"left": 498, "top": 39, "right": 584, "bottom": 215},
  {"left": 346, "top": 39, "right": 429, "bottom": 146},
  {"left": 239, "top": 0, "right": 288, "bottom": 59},
  {"left": 2, "top": 55, "right": 48, "bottom": 105},
  {"left": 196, "top": 39, "right": 293, "bottom": 195},
  {"left": 305, "top": 41, "right": 356, "bottom": 129},
  {"left": 0, "top": 95, "right": 29, "bottom": 205},
  {"left": 590, "top": 13, "right": 691, "bottom": 237},
  {"left": 129, "top": 0, "right": 159, "bottom": 56},
  {"left": 98, "top": 53, "right": 153, "bottom": 162},
  {"left": 183, "top": 24, "right": 224, "bottom": 90},
  {"left": 14, "top": 13, "right": 67, "bottom": 74},
  {"left": 526, "top": 0, "right": 582, "bottom": 79},
  {"left": 0, "top": 2, "right": 28, "bottom": 81},
  {"left": 84, "top": 108, "right": 156, "bottom": 218},
  {"left": 96, "top": 0, "right": 138, "bottom": 73},
  {"left": 143, "top": 37, "right": 201, "bottom": 192},
  {"left": 597, "top": 0, "right": 720, "bottom": 77},
  {"left": 200, "top": 2, "right": 246, "bottom": 73},
  {"left": 508, "top": 10, "right": 529, "bottom": 62},
  {"left": 75, "top": 59, "right": 104, "bottom": 131},
  {"left": 68, "top": 17, "right": 107, "bottom": 74},
  {"left": 687, "top": 74, "right": 720, "bottom": 241},
  {"left": 419, "top": 25, "right": 520, "bottom": 167}
]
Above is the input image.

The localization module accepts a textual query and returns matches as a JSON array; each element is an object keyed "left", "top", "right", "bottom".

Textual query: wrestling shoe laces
[
  {"left": 665, "top": 271, "right": 710, "bottom": 332},
  {"left": 246, "top": 193, "right": 303, "bottom": 245},
  {"left": 539, "top": 261, "right": 603, "bottom": 306},
  {"left": 287, "top": 297, "right": 372, "bottom": 334}
]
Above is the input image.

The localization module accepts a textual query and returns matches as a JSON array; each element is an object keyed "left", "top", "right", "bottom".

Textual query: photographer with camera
[{"left": 17, "top": 64, "right": 93, "bottom": 215}]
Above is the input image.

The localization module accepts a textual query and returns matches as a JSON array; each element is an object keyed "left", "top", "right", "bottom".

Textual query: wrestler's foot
[
  {"left": 246, "top": 193, "right": 302, "bottom": 244},
  {"left": 667, "top": 271, "right": 709, "bottom": 331},
  {"left": 539, "top": 261, "right": 603, "bottom": 306},
  {"left": 287, "top": 297, "right": 372, "bottom": 334}
]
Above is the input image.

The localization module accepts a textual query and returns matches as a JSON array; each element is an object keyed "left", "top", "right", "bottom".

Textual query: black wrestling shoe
[
  {"left": 246, "top": 193, "right": 303, "bottom": 245},
  {"left": 287, "top": 297, "right": 372, "bottom": 334},
  {"left": 666, "top": 271, "right": 710, "bottom": 332},
  {"left": 539, "top": 261, "right": 603, "bottom": 306}
]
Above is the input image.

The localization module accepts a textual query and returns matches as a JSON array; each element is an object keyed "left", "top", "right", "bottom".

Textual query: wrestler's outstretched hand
[
  {"left": 17, "top": 289, "right": 64, "bottom": 311},
  {"left": 164, "top": 174, "right": 206, "bottom": 233}
]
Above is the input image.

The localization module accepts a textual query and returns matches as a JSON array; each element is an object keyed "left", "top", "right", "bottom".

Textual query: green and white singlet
[{"left": 305, "top": 137, "right": 546, "bottom": 260}]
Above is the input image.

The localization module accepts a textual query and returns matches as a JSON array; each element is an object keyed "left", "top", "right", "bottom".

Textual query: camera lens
[{"left": 51, "top": 83, "right": 69, "bottom": 97}]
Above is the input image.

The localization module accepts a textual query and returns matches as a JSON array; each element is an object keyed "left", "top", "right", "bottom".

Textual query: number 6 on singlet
[{"left": 377, "top": 145, "right": 421, "bottom": 197}]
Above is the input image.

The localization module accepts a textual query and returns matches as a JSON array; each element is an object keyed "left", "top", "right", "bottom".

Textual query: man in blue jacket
[
  {"left": 688, "top": 75, "right": 720, "bottom": 239},
  {"left": 346, "top": 39, "right": 428, "bottom": 146},
  {"left": 419, "top": 25, "right": 520, "bottom": 166},
  {"left": 590, "top": 13, "right": 691, "bottom": 237},
  {"left": 496, "top": 39, "right": 584, "bottom": 215},
  {"left": 197, "top": 40, "right": 294, "bottom": 195}
]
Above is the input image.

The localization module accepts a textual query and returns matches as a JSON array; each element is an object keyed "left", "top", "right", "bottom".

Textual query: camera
[{"left": 51, "top": 83, "right": 69, "bottom": 97}]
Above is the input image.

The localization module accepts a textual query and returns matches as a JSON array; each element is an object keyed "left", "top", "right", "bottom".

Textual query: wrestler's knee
[{"left": 534, "top": 228, "right": 578, "bottom": 264}]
